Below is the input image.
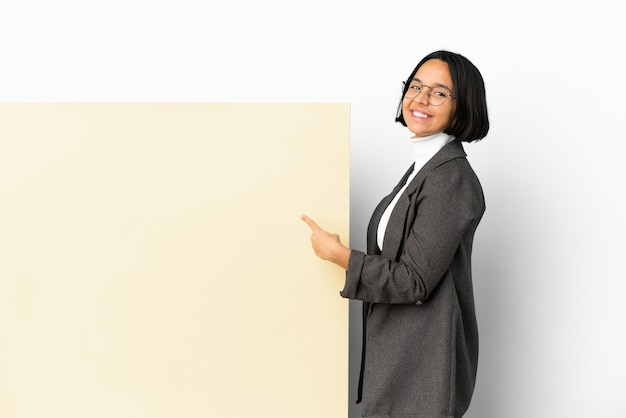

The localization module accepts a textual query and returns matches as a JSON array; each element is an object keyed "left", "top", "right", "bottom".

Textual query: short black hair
[{"left": 395, "top": 50, "right": 489, "bottom": 142}]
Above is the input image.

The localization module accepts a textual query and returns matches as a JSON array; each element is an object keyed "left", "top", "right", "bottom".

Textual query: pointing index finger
[{"left": 300, "top": 214, "right": 319, "bottom": 231}]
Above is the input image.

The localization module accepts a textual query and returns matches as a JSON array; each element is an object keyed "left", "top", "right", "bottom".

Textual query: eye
[
  {"left": 432, "top": 89, "right": 447, "bottom": 98},
  {"left": 409, "top": 84, "right": 422, "bottom": 92}
]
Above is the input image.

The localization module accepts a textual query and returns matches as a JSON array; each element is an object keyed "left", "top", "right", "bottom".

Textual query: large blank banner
[{"left": 0, "top": 104, "right": 350, "bottom": 418}]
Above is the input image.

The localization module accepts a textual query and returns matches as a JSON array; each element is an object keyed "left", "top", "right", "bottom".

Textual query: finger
[{"left": 300, "top": 214, "right": 320, "bottom": 231}]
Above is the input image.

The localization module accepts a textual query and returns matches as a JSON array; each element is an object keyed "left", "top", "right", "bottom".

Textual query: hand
[{"left": 300, "top": 214, "right": 350, "bottom": 270}]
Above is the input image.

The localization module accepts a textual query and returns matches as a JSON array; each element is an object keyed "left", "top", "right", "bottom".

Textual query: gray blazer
[{"left": 341, "top": 139, "right": 484, "bottom": 417}]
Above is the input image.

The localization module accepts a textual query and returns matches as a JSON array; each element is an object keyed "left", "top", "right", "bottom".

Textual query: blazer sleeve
[{"left": 340, "top": 158, "right": 484, "bottom": 304}]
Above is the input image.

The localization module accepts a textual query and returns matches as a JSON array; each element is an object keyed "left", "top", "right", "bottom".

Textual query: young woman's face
[{"left": 402, "top": 59, "right": 456, "bottom": 138}]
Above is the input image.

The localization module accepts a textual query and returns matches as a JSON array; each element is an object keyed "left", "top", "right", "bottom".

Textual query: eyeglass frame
[{"left": 402, "top": 79, "right": 456, "bottom": 106}]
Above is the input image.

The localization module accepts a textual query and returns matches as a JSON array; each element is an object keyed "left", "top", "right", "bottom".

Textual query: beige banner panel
[{"left": 0, "top": 103, "right": 349, "bottom": 418}]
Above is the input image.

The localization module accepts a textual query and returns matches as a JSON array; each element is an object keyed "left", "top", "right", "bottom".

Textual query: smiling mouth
[{"left": 411, "top": 110, "right": 429, "bottom": 118}]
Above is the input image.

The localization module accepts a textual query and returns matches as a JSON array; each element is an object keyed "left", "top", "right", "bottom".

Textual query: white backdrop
[{"left": 2, "top": 1, "right": 625, "bottom": 417}]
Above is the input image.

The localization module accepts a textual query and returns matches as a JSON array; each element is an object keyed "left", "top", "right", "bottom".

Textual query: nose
[{"left": 414, "top": 87, "right": 431, "bottom": 105}]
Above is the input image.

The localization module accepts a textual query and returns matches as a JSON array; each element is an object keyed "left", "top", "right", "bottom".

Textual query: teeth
[{"left": 412, "top": 111, "right": 428, "bottom": 118}]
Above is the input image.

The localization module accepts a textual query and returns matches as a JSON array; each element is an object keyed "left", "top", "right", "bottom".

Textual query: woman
[{"left": 301, "top": 50, "right": 489, "bottom": 417}]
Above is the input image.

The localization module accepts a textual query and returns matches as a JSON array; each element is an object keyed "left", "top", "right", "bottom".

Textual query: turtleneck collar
[{"left": 409, "top": 131, "right": 455, "bottom": 168}]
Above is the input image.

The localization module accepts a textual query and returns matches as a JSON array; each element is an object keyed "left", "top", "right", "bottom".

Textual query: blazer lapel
[
  {"left": 405, "top": 139, "right": 467, "bottom": 197},
  {"left": 366, "top": 164, "right": 415, "bottom": 255},
  {"left": 380, "top": 191, "right": 410, "bottom": 259}
]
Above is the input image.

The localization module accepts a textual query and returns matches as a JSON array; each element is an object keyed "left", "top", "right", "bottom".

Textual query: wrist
[{"left": 330, "top": 244, "right": 351, "bottom": 270}]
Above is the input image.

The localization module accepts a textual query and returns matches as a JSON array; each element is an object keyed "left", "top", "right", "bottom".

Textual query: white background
[{"left": 2, "top": 1, "right": 625, "bottom": 417}]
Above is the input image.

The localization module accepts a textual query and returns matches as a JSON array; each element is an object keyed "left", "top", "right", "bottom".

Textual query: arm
[{"left": 342, "top": 160, "right": 485, "bottom": 304}]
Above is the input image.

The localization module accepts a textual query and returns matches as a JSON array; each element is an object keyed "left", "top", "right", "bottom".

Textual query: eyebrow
[{"left": 411, "top": 78, "right": 453, "bottom": 92}]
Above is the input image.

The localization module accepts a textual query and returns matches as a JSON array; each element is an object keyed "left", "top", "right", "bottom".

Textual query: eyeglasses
[{"left": 403, "top": 80, "right": 456, "bottom": 106}]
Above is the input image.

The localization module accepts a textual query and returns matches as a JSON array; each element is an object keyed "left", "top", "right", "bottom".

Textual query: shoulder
[
  {"left": 429, "top": 154, "right": 480, "bottom": 187},
  {"left": 422, "top": 156, "right": 485, "bottom": 215}
]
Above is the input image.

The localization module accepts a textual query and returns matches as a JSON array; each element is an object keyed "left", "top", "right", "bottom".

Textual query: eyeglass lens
[{"left": 404, "top": 83, "right": 451, "bottom": 106}]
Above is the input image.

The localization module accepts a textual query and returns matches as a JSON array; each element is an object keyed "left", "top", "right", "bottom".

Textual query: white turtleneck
[{"left": 376, "top": 131, "right": 455, "bottom": 251}]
